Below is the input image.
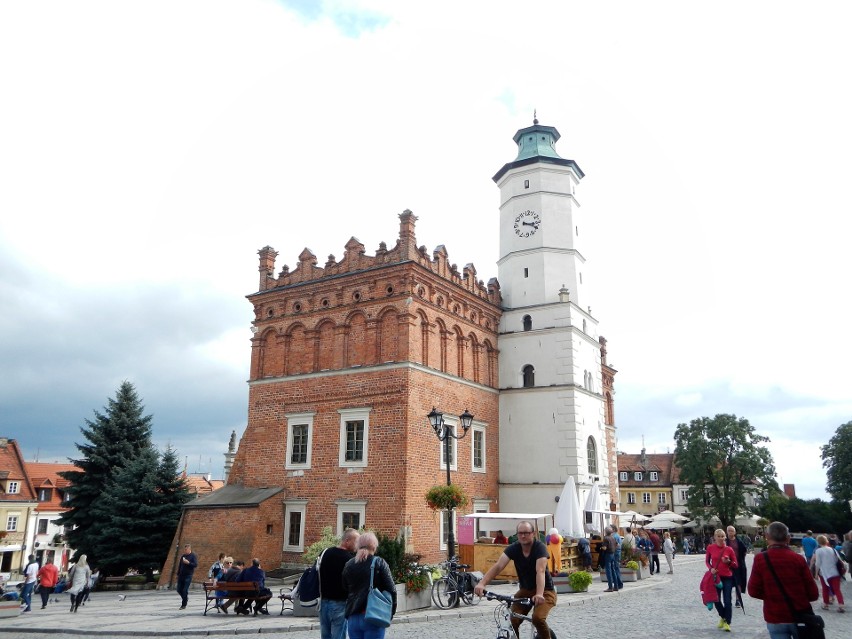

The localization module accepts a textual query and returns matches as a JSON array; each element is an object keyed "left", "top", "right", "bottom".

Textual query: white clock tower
[{"left": 495, "top": 118, "right": 614, "bottom": 517}]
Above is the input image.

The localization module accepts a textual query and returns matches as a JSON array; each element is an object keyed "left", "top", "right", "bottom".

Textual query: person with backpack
[
  {"left": 319, "top": 529, "right": 359, "bottom": 639},
  {"left": 208, "top": 553, "right": 226, "bottom": 609}
]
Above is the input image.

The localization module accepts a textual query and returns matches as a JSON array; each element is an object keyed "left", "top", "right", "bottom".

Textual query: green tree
[
  {"left": 57, "top": 381, "right": 153, "bottom": 558},
  {"left": 821, "top": 420, "right": 852, "bottom": 502},
  {"left": 89, "top": 445, "right": 190, "bottom": 576},
  {"left": 674, "top": 414, "right": 777, "bottom": 527}
]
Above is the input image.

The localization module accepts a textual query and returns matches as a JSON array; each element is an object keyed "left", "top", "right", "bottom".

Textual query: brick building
[{"left": 161, "top": 120, "right": 617, "bottom": 583}]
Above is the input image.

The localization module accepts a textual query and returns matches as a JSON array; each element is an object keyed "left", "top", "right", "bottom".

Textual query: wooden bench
[
  {"left": 276, "top": 573, "right": 300, "bottom": 616},
  {"left": 202, "top": 581, "right": 270, "bottom": 616}
]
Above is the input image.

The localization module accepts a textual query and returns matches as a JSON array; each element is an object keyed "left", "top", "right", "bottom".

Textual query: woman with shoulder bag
[
  {"left": 342, "top": 532, "right": 397, "bottom": 639},
  {"left": 813, "top": 535, "right": 845, "bottom": 613},
  {"left": 66, "top": 555, "right": 92, "bottom": 613}
]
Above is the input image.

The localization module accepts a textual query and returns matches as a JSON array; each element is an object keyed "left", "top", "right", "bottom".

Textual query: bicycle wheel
[
  {"left": 431, "top": 577, "right": 459, "bottom": 609},
  {"left": 460, "top": 585, "right": 481, "bottom": 605}
]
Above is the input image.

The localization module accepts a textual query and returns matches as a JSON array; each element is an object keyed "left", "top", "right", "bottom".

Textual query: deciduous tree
[
  {"left": 674, "top": 414, "right": 777, "bottom": 528},
  {"left": 821, "top": 420, "right": 852, "bottom": 502}
]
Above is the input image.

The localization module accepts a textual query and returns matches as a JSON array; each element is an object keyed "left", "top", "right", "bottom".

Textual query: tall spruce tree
[
  {"left": 57, "top": 381, "right": 153, "bottom": 558},
  {"left": 89, "top": 445, "right": 190, "bottom": 576}
]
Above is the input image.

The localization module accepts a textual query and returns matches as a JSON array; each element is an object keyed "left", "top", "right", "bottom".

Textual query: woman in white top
[
  {"left": 662, "top": 531, "right": 675, "bottom": 574},
  {"left": 813, "top": 534, "right": 845, "bottom": 612},
  {"left": 67, "top": 555, "right": 92, "bottom": 613}
]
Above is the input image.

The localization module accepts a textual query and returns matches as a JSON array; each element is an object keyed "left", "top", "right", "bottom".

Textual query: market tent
[
  {"left": 651, "top": 510, "right": 689, "bottom": 522},
  {"left": 554, "top": 476, "right": 584, "bottom": 539},
  {"left": 583, "top": 482, "right": 602, "bottom": 533},
  {"left": 645, "top": 519, "right": 682, "bottom": 530}
]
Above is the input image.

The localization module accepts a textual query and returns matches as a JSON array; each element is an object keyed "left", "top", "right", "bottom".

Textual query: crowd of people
[{"left": 8, "top": 553, "right": 99, "bottom": 614}]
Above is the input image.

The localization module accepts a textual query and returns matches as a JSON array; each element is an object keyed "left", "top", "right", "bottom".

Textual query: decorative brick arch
[
  {"left": 435, "top": 318, "right": 449, "bottom": 373},
  {"left": 482, "top": 339, "right": 497, "bottom": 387},
  {"left": 468, "top": 332, "right": 481, "bottom": 383},
  {"left": 417, "top": 310, "right": 430, "bottom": 366},
  {"left": 285, "top": 322, "right": 308, "bottom": 375},
  {"left": 255, "top": 327, "right": 282, "bottom": 379},
  {"left": 344, "top": 311, "right": 369, "bottom": 367},
  {"left": 376, "top": 307, "right": 399, "bottom": 363},
  {"left": 315, "top": 318, "right": 336, "bottom": 371}
]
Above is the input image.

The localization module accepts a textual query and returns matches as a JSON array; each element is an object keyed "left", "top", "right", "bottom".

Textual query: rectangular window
[
  {"left": 471, "top": 425, "right": 486, "bottom": 473},
  {"left": 440, "top": 422, "right": 458, "bottom": 471},
  {"left": 37, "top": 519, "right": 48, "bottom": 534},
  {"left": 658, "top": 493, "right": 667, "bottom": 504},
  {"left": 6, "top": 516, "right": 18, "bottom": 532},
  {"left": 339, "top": 408, "right": 371, "bottom": 468},
  {"left": 634, "top": 472, "right": 642, "bottom": 481},
  {"left": 680, "top": 489, "right": 689, "bottom": 501},
  {"left": 642, "top": 492, "right": 651, "bottom": 504},
  {"left": 283, "top": 501, "right": 307, "bottom": 552},
  {"left": 650, "top": 472, "right": 659, "bottom": 481},
  {"left": 627, "top": 492, "right": 636, "bottom": 504},
  {"left": 345, "top": 421, "right": 364, "bottom": 461},
  {"left": 336, "top": 500, "right": 367, "bottom": 536},
  {"left": 285, "top": 412, "right": 314, "bottom": 470},
  {"left": 290, "top": 424, "right": 308, "bottom": 464},
  {"left": 439, "top": 510, "right": 457, "bottom": 551},
  {"left": 7, "top": 482, "right": 19, "bottom": 494},
  {"left": 619, "top": 472, "right": 628, "bottom": 481},
  {"left": 38, "top": 488, "right": 52, "bottom": 502},
  {"left": 524, "top": 268, "right": 529, "bottom": 278}
]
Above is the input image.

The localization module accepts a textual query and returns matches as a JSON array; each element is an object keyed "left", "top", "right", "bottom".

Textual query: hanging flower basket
[{"left": 425, "top": 484, "right": 468, "bottom": 511}]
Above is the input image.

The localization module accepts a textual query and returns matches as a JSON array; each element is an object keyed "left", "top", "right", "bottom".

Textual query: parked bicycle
[
  {"left": 431, "top": 558, "right": 481, "bottom": 609},
  {"left": 483, "top": 590, "right": 557, "bottom": 639}
]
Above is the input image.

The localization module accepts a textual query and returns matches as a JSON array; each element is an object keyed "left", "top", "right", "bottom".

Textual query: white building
[{"left": 495, "top": 119, "right": 615, "bottom": 513}]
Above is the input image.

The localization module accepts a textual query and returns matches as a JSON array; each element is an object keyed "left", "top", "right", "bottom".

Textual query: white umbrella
[
  {"left": 651, "top": 510, "right": 688, "bottom": 522},
  {"left": 554, "top": 476, "right": 584, "bottom": 538},
  {"left": 646, "top": 519, "right": 683, "bottom": 530},
  {"left": 583, "top": 482, "right": 602, "bottom": 533},
  {"left": 621, "top": 510, "right": 654, "bottom": 523}
]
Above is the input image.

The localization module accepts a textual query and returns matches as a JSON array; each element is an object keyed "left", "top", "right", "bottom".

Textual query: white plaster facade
[{"left": 495, "top": 122, "right": 613, "bottom": 514}]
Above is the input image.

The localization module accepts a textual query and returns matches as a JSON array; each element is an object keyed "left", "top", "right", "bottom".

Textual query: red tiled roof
[
  {"left": 617, "top": 452, "right": 675, "bottom": 486},
  {"left": 25, "top": 461, "right": 77, "bottom": 511},
  {"left": 0, "top": 438, "right": 37, "bottom": 501}
]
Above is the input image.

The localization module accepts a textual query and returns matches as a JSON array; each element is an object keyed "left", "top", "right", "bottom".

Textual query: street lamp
[{"left": 427, "top": 407, "right": 474, "bottom": 562}]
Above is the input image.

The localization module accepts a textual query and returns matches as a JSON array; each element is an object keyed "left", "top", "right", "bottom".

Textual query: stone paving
[{"left": 0, "top": 555, "right": 848, "bottom": 638}]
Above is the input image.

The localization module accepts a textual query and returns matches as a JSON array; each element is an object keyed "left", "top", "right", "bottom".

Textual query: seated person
[
  {"left": 238, "top": 558, "right": 272, "bottom": 616},
  {"left": 219, "top": 560, "right": 245, "bottom": 614},
  {"left": 493, "top": 530, "right": 509, "bottom": 544}
]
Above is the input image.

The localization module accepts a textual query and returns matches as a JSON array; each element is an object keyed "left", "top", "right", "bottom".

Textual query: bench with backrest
[{"left": 202, "top": 580, "right": 270, "bottom": 616}]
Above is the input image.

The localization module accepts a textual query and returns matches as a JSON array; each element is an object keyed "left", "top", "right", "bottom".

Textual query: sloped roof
[
  {"left": 184, "top": 474, "right": 226, "bottom": 498},
  {"left": 182, "top": 484, "right": 283, "bottom": 509},
  {"left": 617, "top": 452, "right": 675, "bottom": 487},
  {"left": 25, "top": 462, "right": 77, "bottom": 511},
  {"left": 0, "top": 438, "right": 37, "bottom": 501}
]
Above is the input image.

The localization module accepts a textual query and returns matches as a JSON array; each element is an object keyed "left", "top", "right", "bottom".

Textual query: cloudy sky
[{"left": 1, "top": 1, "right": 850, "bottom": 500}]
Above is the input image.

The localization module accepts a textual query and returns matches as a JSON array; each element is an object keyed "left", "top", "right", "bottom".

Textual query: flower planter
[
  {"left": 638, "top": 564, "right": 650, "bottom": 580},
  {"left": 552, "top": 575, "right": 588, "bottom": 593},
  {"left": 395, "top": 583, "right": 432, "bottom": 612},
  {"left": 599, "top": 569, "right": 638, "bottom": 582}
]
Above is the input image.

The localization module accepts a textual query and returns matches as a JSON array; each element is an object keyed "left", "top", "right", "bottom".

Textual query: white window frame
[
  {"left": 283, "top": 500, "right": 307, "bottom": 552},
  {"left": 37, "top": 518, "right": 49, "bottom": 534},
  {"left": 472, "top": 499, "right": 491, "bottom": 538},
  {"left": 7, "top": 481, "right": 19, "bottom": 494},
  {"left": 285, "top": 411, "right": 314, "bottom": 470},
  {"left": 642, "top": 492, "right": 651, "bottom": 504},
  {"left": 471, "top": 423, "right": 486, "bottom": 473},
  {"left": 336, "top": 500, "right": 367, "bottom": 535},
  {"left": 634, "top": 472, "right": 642, "bottom": 481},
  {"left": 619, "top": 471, "right": 628, "bottom": 482},
  {"left": 658, "top": 493, "right": 667, "bottom": 504},
  {"left": 439, "top": 417, "right": 458, "bottom": 472},
  {"left": 650, "top": 471, "right": 659, "bottom": 481},
  {"left": 627, "top": 492, "right": 636, "bottom": 504},
  {"left": 439, "top": 509, "right": 458, "bottom": 551},
  {"left": 338, "top": 407, "right": 371, "bottom": 468},
  {"left": 6, "top": 515, "right": 18, "bottom": 532},
  {"left": 680, "top": 489, "right": 689, "bottom": 501}
]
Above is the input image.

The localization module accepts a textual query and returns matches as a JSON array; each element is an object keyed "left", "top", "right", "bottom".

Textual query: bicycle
[
  {"left": 431, "top": 558, "right": 481, "bottom": 609},
  {"left": 483, "top": 590, "right": 557, "bottom": 639}
]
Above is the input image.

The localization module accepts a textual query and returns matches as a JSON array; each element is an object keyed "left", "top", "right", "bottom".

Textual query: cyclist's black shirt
[{"left": 504, "top": 540, "right": 554, "bottom": 592}]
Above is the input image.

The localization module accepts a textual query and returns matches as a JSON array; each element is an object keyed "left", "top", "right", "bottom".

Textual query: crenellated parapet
[{"left": 256, "top": 211, "right": 500, "bottom": 306}]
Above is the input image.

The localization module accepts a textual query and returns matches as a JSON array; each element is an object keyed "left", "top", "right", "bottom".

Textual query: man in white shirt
[{"left": 21, "top": 554, "right": 39, "bottom": 613}]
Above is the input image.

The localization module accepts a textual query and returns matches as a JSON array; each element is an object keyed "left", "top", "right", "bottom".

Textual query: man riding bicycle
[{"left": 474, "top": 521, "right": 557, "bottom": 638}]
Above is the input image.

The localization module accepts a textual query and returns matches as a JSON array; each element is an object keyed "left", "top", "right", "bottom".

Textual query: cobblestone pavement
[{"left": 0, "top": 555, "right": 848, "bottom": 638}]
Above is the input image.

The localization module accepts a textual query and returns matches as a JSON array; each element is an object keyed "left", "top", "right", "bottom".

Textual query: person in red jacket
[
  {"left": 36, "top": 561, "right": 59, "bottom": 609},
  {"left": 706, "top": 528, "right": 738, "bottom": 632},
  {"left": 748, "top": 521, "right": 819, "bottom": 639}
]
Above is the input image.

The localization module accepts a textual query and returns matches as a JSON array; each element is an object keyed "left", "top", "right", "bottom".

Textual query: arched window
[
  {"left": 587, "top": 437, "right": 598, "bottom": 475},
  {"left": 522, "top": 315, "right": 532, "bottom": 331},
  {"left": 522, "top": 365, "right": 535, "bottom": 388}
]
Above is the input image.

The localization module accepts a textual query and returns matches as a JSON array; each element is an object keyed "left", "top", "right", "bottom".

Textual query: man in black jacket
[
  {"left": 320, "top": 529, "right": 359, "bottom": 639},
  {"left": 176, "top": 544, "right": 197, "bottom": 610}
]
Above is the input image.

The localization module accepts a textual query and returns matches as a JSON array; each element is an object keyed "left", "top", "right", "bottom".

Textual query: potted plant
[
  {"left": 425, "top": 484, "right": 469, "bottom": 511},
  {"left": 392, "top": 553, "right": 434, "bottom": 612},
  {"left": 568, "top": 570, "right": 593, "bottom": 593},
  {"left": 620, "top": 560, "right": 640, "bottom": 582}
]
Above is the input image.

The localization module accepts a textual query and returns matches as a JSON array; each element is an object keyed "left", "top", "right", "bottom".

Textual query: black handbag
[{"left": 762, "top": 551, "right": 825, "bottom": 639}]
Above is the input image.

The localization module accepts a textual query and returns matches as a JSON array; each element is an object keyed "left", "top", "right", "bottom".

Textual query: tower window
[
  {"left": 522, "top": 365, "right": 535, "bottom": 388},
  {"left": 587, "top": 437, "right": 598, "bottom": 475},
  {"left": 524, "top": 268, "right": 528, "bottom": 278},
  {"left": 524, "top": 179, "right": 529, "bottom": 189},
  {"left": 522, "top": 315, "right": 532, "bottom": 331}
]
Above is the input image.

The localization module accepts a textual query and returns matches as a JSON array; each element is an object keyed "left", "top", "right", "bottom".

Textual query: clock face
[{"left": 514, "top": 210, "right": 541, "bottom": 237}]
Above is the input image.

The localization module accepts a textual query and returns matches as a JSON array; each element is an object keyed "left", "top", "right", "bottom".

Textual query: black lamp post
[{"left": 427, "top": 407, "right": 474, "bottom": 562}]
